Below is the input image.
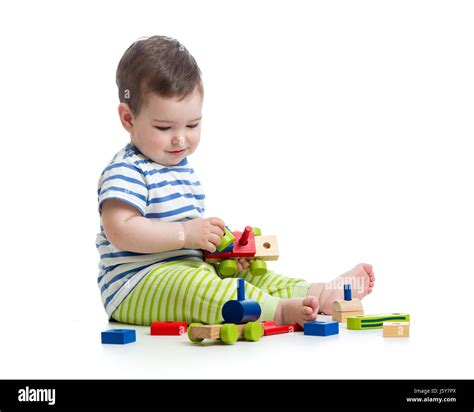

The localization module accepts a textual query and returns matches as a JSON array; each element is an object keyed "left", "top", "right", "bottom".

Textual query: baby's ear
[{"left": 118, "top": 103, "right": 134, "bottom": 132}]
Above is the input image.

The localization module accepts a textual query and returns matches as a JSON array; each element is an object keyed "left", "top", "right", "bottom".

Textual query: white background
[{"left": 0, "top": 0, "right": 473, "bottom": 379}]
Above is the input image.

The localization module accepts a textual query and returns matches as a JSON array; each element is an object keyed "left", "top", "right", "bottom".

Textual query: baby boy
[{"left": 96, "top": 35, "right": 375, "bottom": 326}]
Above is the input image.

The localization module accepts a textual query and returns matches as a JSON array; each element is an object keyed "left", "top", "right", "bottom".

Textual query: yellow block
[
  {"left": 254, "top": 236, "right": 279, "bottom": 260},
  {"left": 383, "top": 321, "right": 410, "bottom": 338}
]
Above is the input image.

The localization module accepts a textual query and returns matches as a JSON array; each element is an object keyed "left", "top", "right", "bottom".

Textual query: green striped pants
[{"left": 111, "top": 259, "right": 311, "bottom": 326}]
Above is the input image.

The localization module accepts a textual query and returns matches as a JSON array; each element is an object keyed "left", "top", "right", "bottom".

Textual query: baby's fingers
[
  {"left": 238, "top": 258, "right": 250, "bottom": 271},
  {"left": 236, "top": 260, "right": 244, "bottom": 272},
  {"left": 242, "top": 260, "right": 250, "bottom": 270},
  {"left": 208, "top": 232, "right": 222, "bottom": 248},
  {"left": 203, "top": 241, "right": 217, "bottom": 253},
  {"left": 208, "top": 217, "right": 225, "bottom": 235}
]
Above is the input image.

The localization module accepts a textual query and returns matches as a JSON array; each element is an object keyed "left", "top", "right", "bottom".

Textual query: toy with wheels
[
  {"left": 204, "top": 225, "right": 279, "bottom": 277},
  {"left": 187, "top": 322, "right": 264, "bottom": 344},
  {"left": 188, "top": 279, "right": 264, "bottom": 344}
]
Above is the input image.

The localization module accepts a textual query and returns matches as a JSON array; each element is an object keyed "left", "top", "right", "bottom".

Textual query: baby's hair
[{"left": 116, "top": 35, "right": 203, "bottom": 116}]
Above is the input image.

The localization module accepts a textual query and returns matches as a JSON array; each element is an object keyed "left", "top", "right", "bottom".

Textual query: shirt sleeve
[{"left": 97, "top": 161, "right": 148, "bottom": 215}]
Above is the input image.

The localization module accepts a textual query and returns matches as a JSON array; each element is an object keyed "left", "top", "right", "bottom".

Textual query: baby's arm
[{"left": 101, "top": 198, "right": 225, "bottom": 254}]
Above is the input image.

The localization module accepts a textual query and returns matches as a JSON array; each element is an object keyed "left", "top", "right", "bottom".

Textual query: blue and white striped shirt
[{"left": 96, "top": 143, "right": 206, "bottom": 318}]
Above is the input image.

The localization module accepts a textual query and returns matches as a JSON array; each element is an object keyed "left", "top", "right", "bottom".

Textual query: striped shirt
[{"left": 96, "top": 143, "right": 206, "bottom": 318}]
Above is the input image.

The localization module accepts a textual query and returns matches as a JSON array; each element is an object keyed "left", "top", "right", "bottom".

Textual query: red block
[
  {"left": 294, "top": 323, "right": 303, "bottom": 332},
  {"left": 262, "top": 321, "right": 303, "bottom": 336},
  {"left": 150, "top": 321, "right": 188, "bottom": 336},
  {"left": 238, "top": 226, "right": 253, "bottom": 245},
  {"left": 231, "top": 230, "right": 256, "bottom": 257},
  {"left": 204, "top": 250, "right": 232, "bottom": 260}
]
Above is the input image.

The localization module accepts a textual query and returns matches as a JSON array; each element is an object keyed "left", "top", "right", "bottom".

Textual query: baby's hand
[
  {"left": 236, "top": 257, "right": 254, "bottom": 273},
  {"left": 182, "top": 217, "right": 225, "bottom": 252}
]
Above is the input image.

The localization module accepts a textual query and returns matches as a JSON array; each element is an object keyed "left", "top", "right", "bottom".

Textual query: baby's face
[{"left": 123, "top": 87, "right": 203, "bottom": 166}]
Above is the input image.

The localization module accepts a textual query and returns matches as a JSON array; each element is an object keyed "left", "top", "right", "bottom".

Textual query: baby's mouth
[{"left": 167, "top": 148, "right": 187, "bottom": 155}]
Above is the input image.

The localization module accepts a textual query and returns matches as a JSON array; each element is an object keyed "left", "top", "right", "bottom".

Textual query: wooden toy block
[
  {"left": 332, "top": 298, "right": 363, "bottom": 322},
  {"left": 188, "top": 322, "right": 264, "bottom": 344},
  {"left": 216, "top": 226, "right": 235, "bottom": 252},
  {"left": 347, "top": 313, "right": 410, "bottom": 330},
  {"left": 101, "top": 329, "right": 136, "bottom": 344},
  {"left": 204, "top": 227, "right": 279, "bottom": 270},
  {"left": 304, "top": 321, "right": 339, "bottom": 337},
  {"left": 254, "top": 235, "right": 279, "bottom": 260},
  {"left": 333, "top": 310, "right": 364, "bottom": 323},
  {"left": 231, "top": 229, "right": 256, "bottom": 257},
  {"left": 238, "top": 226, "right": 252, "bottom": 245},
  {"left": 251, "top": 227, "right": 261, "bottom": 236},
  {"left": 222, "top": 279, "right": 261, "bottom": 323},
  {"left": 189, "top": 324, "right": 244, "bottom": 340},
  {"left": 262, "top": 321, "right": 303, "bottom": 336},
  {"left": 332, "top": 298, "right": 363, "bottom": 311},
  {"left": 203, "top": 251, "right": 232, "bottom": 262},
  {"left": 344, "top": 283, "right": 352, "bottom": 300},
  {"left": 150, "top": 321, "right": 187, "bottom": 336},
  {"left": 383, "top": 321, "right": 410, "bottom": 338},
  {"left": 220, "top": 244, "right": 234, "bottom": 253}
]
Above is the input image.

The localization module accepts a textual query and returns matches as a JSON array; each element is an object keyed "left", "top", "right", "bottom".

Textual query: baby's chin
[{"left": 151, "top": 153, "right": 189, "bottom": 166}]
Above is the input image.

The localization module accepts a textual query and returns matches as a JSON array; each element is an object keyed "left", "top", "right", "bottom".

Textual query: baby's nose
[{"left": 172, "top": 136, "right": 186, "bottom": 147}]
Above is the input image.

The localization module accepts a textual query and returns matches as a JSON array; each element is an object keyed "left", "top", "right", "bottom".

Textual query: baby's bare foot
[
  {"left": 274, "top": 296, "right": 319, "bottom": 327},
  {"left": 319, "top": 263, "right": 375, "bottom": 315}
]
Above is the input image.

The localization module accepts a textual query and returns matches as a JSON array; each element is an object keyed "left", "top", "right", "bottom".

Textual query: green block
[
  {"left": 251, "top": 227, "right": 262, "bottom": 236},
  {"left": 347, "top": 313, "right": 410, "bottom": 330},
  {"left": 216, "top": 227, "right": 235, "bottom": 252}
]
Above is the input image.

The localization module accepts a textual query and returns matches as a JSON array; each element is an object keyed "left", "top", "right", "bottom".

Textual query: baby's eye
[
  {"left": 155, "top": 126, "right": 171, "bottom": 131},
  {"left": 187, "top": 123, "right": 200, "bottom": 129}
]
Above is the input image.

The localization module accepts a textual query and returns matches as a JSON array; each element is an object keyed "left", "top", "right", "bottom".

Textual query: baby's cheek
[{"left": 188, "top": 131, "right": 200, "bottom": 146}]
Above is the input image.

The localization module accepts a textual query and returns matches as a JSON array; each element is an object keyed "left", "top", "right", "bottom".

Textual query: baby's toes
[{"left": 362, "top": 263, "right": 373, "bottom": 274}]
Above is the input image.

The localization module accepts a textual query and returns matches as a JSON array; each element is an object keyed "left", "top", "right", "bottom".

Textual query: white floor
[{"left": 3, "top": 310, "right": 472, "bottom": 379}]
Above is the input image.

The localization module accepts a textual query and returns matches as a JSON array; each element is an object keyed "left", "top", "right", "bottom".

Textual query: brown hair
[{"left": 116, "top": 35, "right": 203, "bottom": 116}]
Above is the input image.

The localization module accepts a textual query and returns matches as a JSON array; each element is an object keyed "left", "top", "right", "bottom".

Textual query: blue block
[
  {"left": 304, "top": 321, "right": 339, "bottom": 337},
  {"left": 101, "top": 329, "right": 136, "bottom": 344},
  {"left": 344, "top": 283, "right": 352, "bottom": 301},
  {"left": 220, "top": 244, "right": 234, "bottom": 253},
  {"left": 207, "top": 242, "right": 233, "bottom": 255},
  {"left": 237, "top": 278, "right": 245, "bottom": 301},
  {"left": 222, "top": 300, "right": 261, "bottom": 324}
]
